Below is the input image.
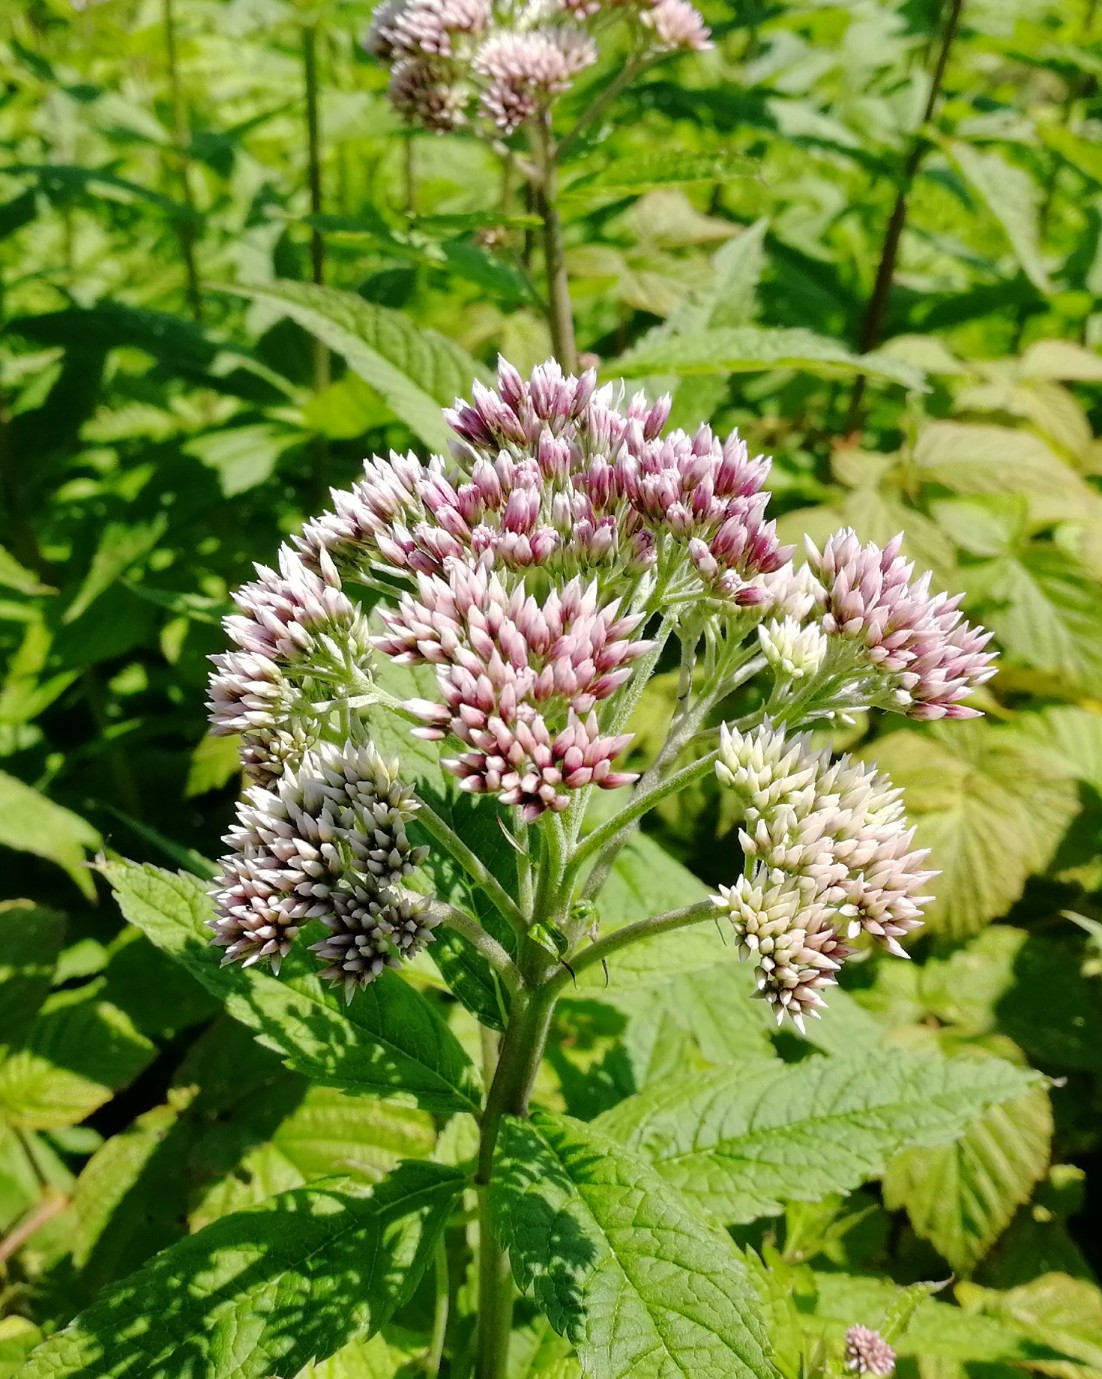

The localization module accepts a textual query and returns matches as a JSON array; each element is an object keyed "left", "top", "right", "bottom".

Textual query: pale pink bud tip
[{"left": 845, "top": 1327, "right": 896, "bottom": 1377}]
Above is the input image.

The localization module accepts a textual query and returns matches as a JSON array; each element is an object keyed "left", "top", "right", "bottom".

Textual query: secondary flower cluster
[
  {"left": 713, "top": 723, "right": 935, "bottom": 1028},
  {"left": 803, "top": 530, "right": 997, "bottom": 721},
  {"left": 209, "top": 740, "right": 435, "bottom": 996},
  {"left": 365, "top": 0, "right": 709, "bottom": 135}
]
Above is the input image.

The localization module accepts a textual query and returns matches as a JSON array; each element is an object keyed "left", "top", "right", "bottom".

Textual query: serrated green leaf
[
  {"left": 70, "top": 1102, "right": 195, "bottom": 1288},
  {"left": 104, "top": 861, "right": 482, "bottom": 1113},
  {"left": 0, "top": 1317, "right": 42, "bottom": 1377},
  {"left": 866, "top": 726, "right": 1079, "bottom": 937},
  {"left": 918, "top": 925, "right": 1102, "bottom": 1072},
  {"left": 294, "top": 1330, "right": 423, "bottom": 1378},
  {"left": 21, "top": 1161, "right": 464, "bottom": 1379},
  {"left": 215, "top": 279, "right": 488, "bottom": 451},
  {"left": 0, "top": 986, "right": 156, "bottom": 1130},
  {"left": 949, "top": 142, "right": 1053, "bottom": 293},
  {"left": 191, "top": 1084, "right": 436, "bottom": 1228},
  {"left": 0, "top": 900, "right": 65, "bottom": 1048},
  {"left": 956, "top": 1274, "right": 1102, "bottom": 1379},
  {"left": 965, "top": 546, "right": 1102, "bottom": 691},
  {"left": 595, "top": 1050, "right": 1041, "bottom": 1224},
  {"left": 0, "top": 771, "right": 101, "bottom": 899},
  {"left": 913, "top": 422, "right": 1099, "bottom": 524},
  {"left": 884, "top": 1083, "right": 1052, "bottom": 1274},
  {"left": 491, "top": 1112, "right": 779, "bottom": 1379},
  {"left": 565, "top": 150, "right": 759, "bottom": 199},
  {"left": 614, "top": 326, "right": 925, "bottom": 389}
]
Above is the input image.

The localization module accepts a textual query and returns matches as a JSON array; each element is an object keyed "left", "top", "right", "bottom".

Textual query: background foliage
[{"left": 2, "top": 0, "right": 1102, "bottom": 1374}]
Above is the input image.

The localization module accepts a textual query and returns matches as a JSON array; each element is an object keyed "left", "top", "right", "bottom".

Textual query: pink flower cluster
[
  {"left": 207, "top": 546, "right": 368, "bottom": 786},
  {"left": 374, "top": 559, "right": 650, "bottom": 817},
  {"left": 714, "top": 724, "right": 935, "bottom": 1028},
  {"left": 805, "top": 530, "right": 996, "bottom": 721},
  {"left": 365, "top": 0, "right": 709, "bottom": 136},
  {"left": 298, "top": 357, "right": 791, "bottom": 609}
]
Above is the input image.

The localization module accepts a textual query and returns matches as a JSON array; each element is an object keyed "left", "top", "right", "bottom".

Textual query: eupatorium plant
[{"left": 203, "top": 356, "right": 995, "bottom": 1374}]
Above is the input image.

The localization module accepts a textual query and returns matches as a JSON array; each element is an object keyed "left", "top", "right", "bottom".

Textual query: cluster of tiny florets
[
  {"left": 297, "top": 356, "right": 791, "bottom": 610},
  {"left": 365, "top": 0, "right": 709, "bottom": 136},
  {"left": 374, "top": 558, "right": 651, "bottom": 817},
  {"left": 207, "top": 545, "right": 371, "bottom": 787},
  {"left": 713, "top": 723, "right": 935, "bottom": 1029},
  {"left": 844, "top": 1327, "right": 896, "bottom": 1377},
  {"left": 209, "top": 741, "right": 435, "bottom": 996},
  {"left": 803, "top": 530, "right": 997, "bottom": 721}
]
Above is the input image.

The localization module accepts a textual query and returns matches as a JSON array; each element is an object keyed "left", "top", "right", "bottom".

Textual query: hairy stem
[
  {"left": 556, "top": 57, "right": 646, "bottom": 162},
  {"left": 474, "top": 977, "right": 557, "bottom": 1379},
  {"left": 533, "top": 110, "right": 577, "bottom": 372},
  {"left": 845, "top": 0, "right": 965, "bottom": 432},
  {"left": 547, "top": 898, "right": 716, "bottom": 999},
  {"left": 571, "top": 748, "right": 719, "bottom": 900},
  {"left": 426, "top": 900, "right": 519, "bottom": 991},
  {"left": 415, "top": 801, "right": 528, "bottom": 932},
  {"left": 163, "top": 0, "right": 203, "bottom": 322}
]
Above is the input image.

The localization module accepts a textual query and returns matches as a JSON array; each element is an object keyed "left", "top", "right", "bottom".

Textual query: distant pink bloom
[
  {"left": 642, "top": 0, "right": 711, "bottom": 51},
  {"left": 845, "top": 1328, "right": 896, "bottom": 1378}
]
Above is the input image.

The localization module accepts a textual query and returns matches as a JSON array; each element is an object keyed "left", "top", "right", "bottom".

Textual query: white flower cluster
[{"left": 713, "top": 723, "right": 935, "bottom": 1029}]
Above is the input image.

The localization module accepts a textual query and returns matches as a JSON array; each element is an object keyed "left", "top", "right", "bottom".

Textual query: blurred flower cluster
[
  {"left": 364, "top": 0, "right": 709, "bottom": 135},
  {"left": 206, "top": 358, "right": 995, "bottom": 997}
]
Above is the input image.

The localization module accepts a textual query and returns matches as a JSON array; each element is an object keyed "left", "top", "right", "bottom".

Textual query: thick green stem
[
  {"left": 567, "top": 749, "right": 719, "bottom": 898},
  {"left": 533, "top": 111, "right": 577, "bottom": 372},
  {"left": 415, "top": 801, "right": 528, "bottom": 933},
  {"left": 426, "top": 899, "right": 519, "bottom": 991},
  {"left": 474, "top": 982, "right": 557, "bottom": 1379}
]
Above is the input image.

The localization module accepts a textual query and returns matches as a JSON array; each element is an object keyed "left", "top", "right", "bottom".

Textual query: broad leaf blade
[
  {"left": 595, "top": 1051, "right": 1041, "bottom": 1223},
  {"left": 491, "top": 1111, "right": 779, "bottom": 1379},
  {"left": 104, "top": 861, "right": 482, "bottom": 1113},
  {"left": 22, "top": 1161, "right": 464, "bottom": 1379},
  {"left": 215, "top": 279, "right": 488, "bottom": 451},
  {"left": 884, "top": 1085, "right": 1053, "bottom": 1273},
  {"left": 613, "top": 326, "right": 925, "bottom": 389}
]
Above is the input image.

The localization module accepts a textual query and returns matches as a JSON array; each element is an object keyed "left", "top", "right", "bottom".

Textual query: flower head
[
  {"left": 299, "top": 357, "right": 789, "bottom": 612},
  {"left": 209, "top": 740, "right": 434, "bottom": 990},
  {"left": 373, "top": 556, "right": 649, "bottom": 816},
  {"left": 365, "top": 0, "right": 709, "bottom": 134},
  {"left": 713, "top": 724, "right": 935, "bottom": 1024},
  {"left": 806, "top": 530, "right": 996, "bottom": 720},
  {"left": 845, "top": 1327, "right": 896, "bottom": 1377}
]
